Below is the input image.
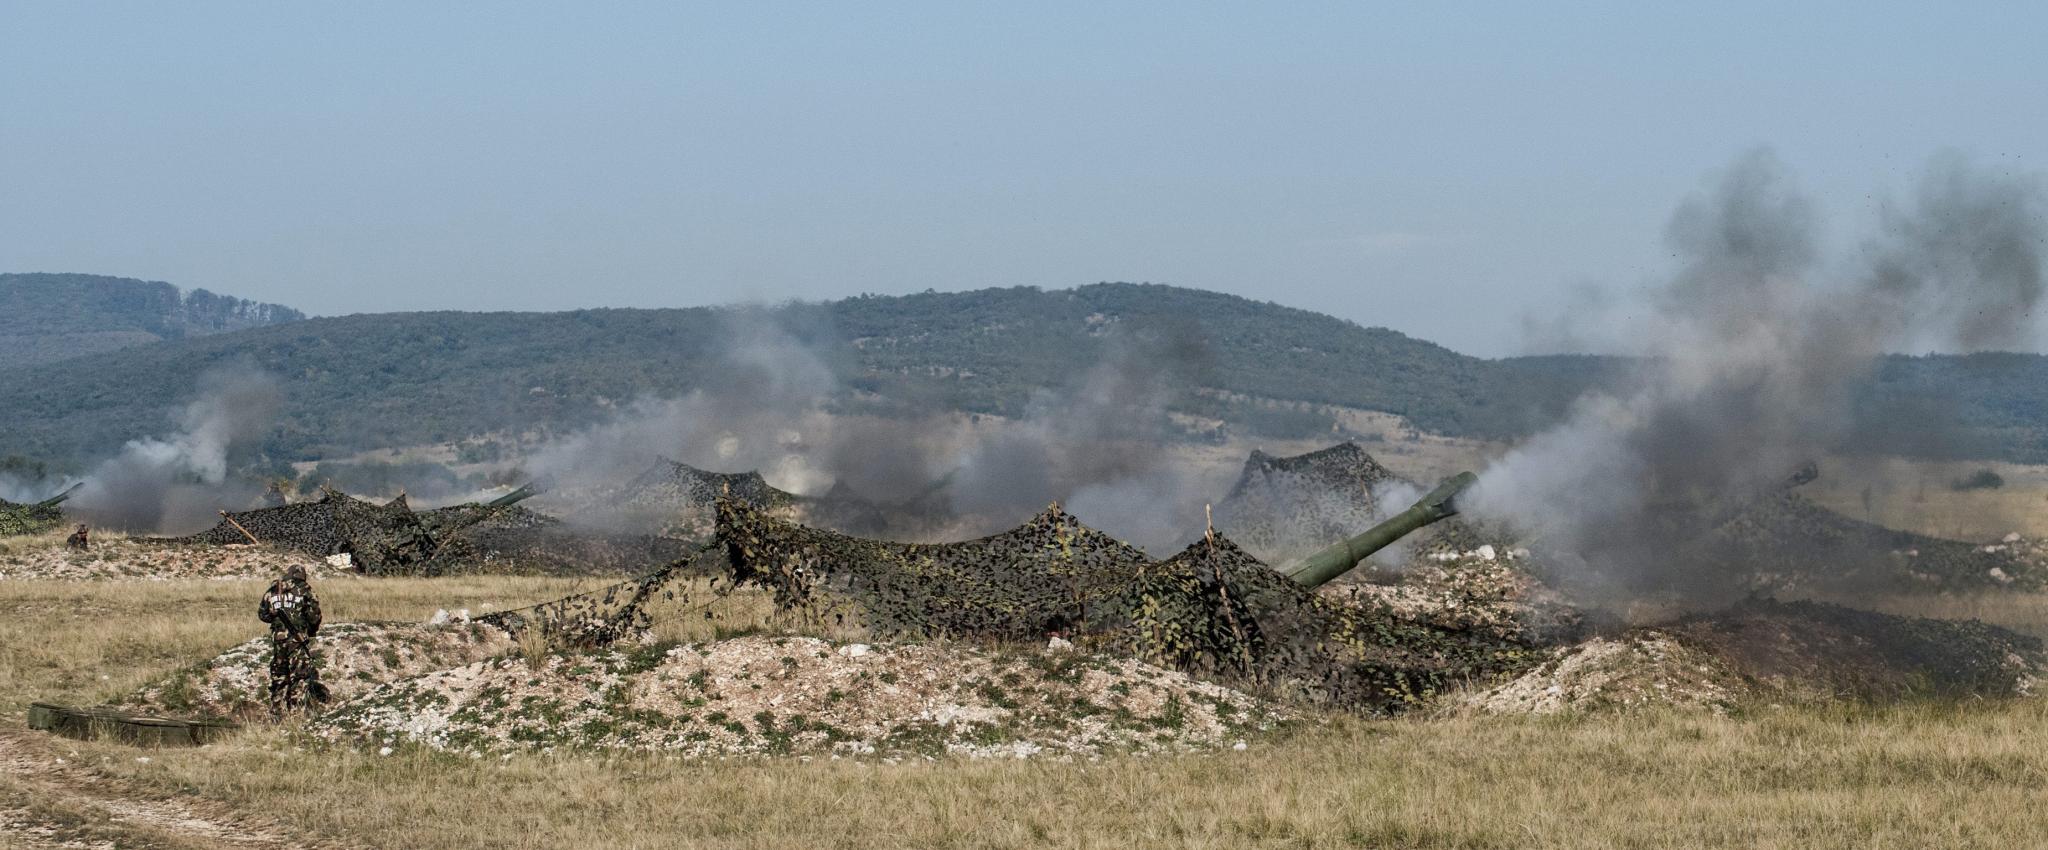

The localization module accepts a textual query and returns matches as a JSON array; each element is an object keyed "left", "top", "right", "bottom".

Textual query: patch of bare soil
[
  {"left": 311, "top": 636, "right": 1286, "bottom": 760},
  {"left": 0, "top": 729, "right": 353, "bottom": 849},
  {"left": 0, "top": 539, "right": 340, "bottom": 582},
  {"left": 120, "top": 622, "right": 517, "bottom": 720}
]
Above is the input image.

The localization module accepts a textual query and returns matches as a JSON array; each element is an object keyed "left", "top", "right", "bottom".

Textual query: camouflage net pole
[
  {"left": 477, "top": 543, "right": 724, "bottom": 648},
  {"left": 217, "top": 511, "right": 262, "bottom": 545}
]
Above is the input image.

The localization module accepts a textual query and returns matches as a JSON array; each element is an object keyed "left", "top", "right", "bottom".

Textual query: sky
[{"left": 3, "top": 2, "right": 2043, "bottom": 357}]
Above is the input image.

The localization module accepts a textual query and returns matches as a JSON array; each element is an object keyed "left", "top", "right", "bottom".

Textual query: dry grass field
[{"left": 4, "top": 574, "right": 2048, "bottom": 848}]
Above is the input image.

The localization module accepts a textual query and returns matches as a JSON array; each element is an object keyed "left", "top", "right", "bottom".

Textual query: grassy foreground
[{"left": 6, "top": 577, "right": 2048, "bottom": 849}]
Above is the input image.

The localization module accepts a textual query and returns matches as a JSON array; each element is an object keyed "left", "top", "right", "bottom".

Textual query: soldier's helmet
[{"left": 284, "top": 563, "right": 309, "bottom": 582}]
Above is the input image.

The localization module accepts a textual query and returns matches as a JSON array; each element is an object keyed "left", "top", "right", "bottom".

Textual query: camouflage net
[
  {"left": 148, "top": 487, "right": 686, "bottom": 576},
  {"left": 1212, "top": 442, "right": 1403, "bottom": 564},
  {"left": 1099, "top": 532, "right": 1537, "bottom": 708},
  {"left": 713, "top": 497, "right": 1538, "bottom": 711},
  {"left": 0, "top": 496, "right": 67, "bottom": 538},
  {"left": 419, "top": 505, "right": 694, "bottom": 576},
  {"left": 477, "top": 544, "right": 724, "bottom": 647},
  {"left": 1668, "top": 597, "right": 2045, "bottom": 701},
  {"left": 599, "top": 459, "right": 799, "bottom": 540},
  {"left": 588, "top": 457, "right": 949, "bottom": 541},
  {"left": 145, "top": 489, "right": 433, "bottom": 571},
  {"left": 1696, "top": 492, "right": 2048, "bottom": 593},
  {"left": 716, "top": 498, "right": 1152, "bottom": 639}
]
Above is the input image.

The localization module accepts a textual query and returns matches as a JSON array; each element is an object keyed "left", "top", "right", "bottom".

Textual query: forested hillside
[
  {"left": 0, "top": 273, "right": 305, "bottom": 365},
  {"left": 0, "top": 281, "right": 2042, "bottom": 469},
  {"left": 0, "top": 284, "right": 1617, "bottom": 466}
]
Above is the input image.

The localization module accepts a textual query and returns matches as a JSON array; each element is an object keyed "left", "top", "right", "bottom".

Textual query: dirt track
[{"left": 0, "top": 729, "right": 351, "bottom": 850}]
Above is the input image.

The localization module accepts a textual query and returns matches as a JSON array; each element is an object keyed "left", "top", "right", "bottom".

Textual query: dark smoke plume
[{"left": 1473, "top": 150, "right": 2045, "bottom": 603}]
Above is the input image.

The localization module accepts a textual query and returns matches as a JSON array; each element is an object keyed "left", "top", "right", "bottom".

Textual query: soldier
[
  {"left": 257, "top": 564, "right": 325, "bottom": 716},
  {"left": 65, "top": 524, "right": 89, "bottom": 550}
]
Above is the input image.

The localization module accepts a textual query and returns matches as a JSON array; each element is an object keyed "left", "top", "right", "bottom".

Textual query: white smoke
[
  {"left": 70, "top": 366, "right": 282, "bottom": 532},
  {"left": 525, "top": 307, "right": 841, "bottom": 497},
  {"left": 527, "top": 310, "right": 1217, "bottom": 551}
]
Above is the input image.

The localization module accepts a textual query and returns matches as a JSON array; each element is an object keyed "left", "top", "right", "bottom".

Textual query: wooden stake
[{"left": 218, "top": 511, "right": 261, "bottom": 545}]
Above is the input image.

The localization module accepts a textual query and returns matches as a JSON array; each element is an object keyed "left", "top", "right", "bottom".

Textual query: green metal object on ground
[
  {"left": 1281, "top": 471, "right": 1478, "bottom": 587},
  {"left": 27, "top": 702, "right": 238, "bottom": 747}
]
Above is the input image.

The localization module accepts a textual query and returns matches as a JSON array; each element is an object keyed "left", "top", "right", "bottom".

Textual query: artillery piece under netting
[
  {"left": 0, "top": 483, "right": 81, "bottom": 538},
  {"left": 485, "top": 471, "right": 1538, "bottom": 712},
  {"left": 142, "top": 483, "right": 692, "bottom": 576}
]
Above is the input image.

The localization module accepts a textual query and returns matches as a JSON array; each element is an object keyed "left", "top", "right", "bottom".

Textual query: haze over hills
[
  {"left": 0, "top": 273, "right": 306, "bottom": 366},
  {"left": 0, "top": 275, "right": 2043, "bottom": 471}
]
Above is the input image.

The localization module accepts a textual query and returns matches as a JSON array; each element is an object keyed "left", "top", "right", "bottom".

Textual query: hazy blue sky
[{"left": 4, "top": 2, "right": 2042, "bottom": 356}]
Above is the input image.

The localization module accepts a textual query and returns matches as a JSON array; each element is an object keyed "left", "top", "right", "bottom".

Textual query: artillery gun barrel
[
  {"left": 1281, "top": 471, "right": 1478, "bottom": 588},
  {"left": 486, "top": 483, "right": 539, "bottom": 509},
  {"left": 33, "top": 482, "right": 83, "bottom": 509}
]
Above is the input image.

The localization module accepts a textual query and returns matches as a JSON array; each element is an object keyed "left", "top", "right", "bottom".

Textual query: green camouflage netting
[
  {"left": 537, "top": 497, "right": 1537, "bottom": 712},
  {"left": 592, "top": 457, "right": 948, "bottom": 542},
  {"left": 148, "top": 487, "right": 687, "bottom": 576},
  {"left": 0, "top": 496, "right": 67, "bottom": 538},
  {"left": 716, "top": 497, "right": 1152, "bottom": 639},
  {"left": 478, "top": 544, "right": 724, "bottom": 647},
  {"left": 1099, "top": 531, "right": 1534, "bottom": 708},
  {"left": 145, "top": 489, "right": 433, "bottom": 571}
]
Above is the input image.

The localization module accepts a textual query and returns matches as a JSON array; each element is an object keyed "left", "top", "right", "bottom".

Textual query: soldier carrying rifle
[{"left": 257, "top": 564, "right": 327, "bottom": 715}]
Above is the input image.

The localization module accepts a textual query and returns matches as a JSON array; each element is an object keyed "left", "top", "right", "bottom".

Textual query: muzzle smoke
[
  {"left": 1471, "top": 150, "right": 2045, "bottom": 602},
  {"left": 70, "top": 365, "right": 282, "bottom": 532},
  {"left": 530, "top": 309, "right": 1218, "bottom": 551}
]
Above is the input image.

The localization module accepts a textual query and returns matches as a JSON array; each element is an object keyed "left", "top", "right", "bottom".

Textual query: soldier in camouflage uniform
[{"left": 257, "top": 564, "right": 324, "bottom": 716}]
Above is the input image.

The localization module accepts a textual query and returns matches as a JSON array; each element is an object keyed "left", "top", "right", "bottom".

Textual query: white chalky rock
[
  {"left": 1990, "top": 567, "right": 2013, "bottom": 584},
  {"left": 1046, "top": 636, "right": 1074, "bottom": 652},
  {"left": 2005, "top": 532, "right": 2024, "bottom": 543},
  {"left": 326, "top": 553, "right": 354, "bottom": 569},
  {"left": 429, "top": 609, "right": 451, "bottom": 625},
  {"left": 1476, "top": 544, "right": 1497, "bottom": 561},
  {"left": 837, "top": 643, "right": 870, "bottom": 658},
  {"left": 378, "top": 746, "right": 394, "bottom": 756}
]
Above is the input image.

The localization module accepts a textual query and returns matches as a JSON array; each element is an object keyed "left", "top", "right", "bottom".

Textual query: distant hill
[
  {"left": 0, "top": 280, "right": 2041, "bottom": 468},
  {"left": 0, "top": 283, "right": 1620, "bottom": 466},
  {"left": 0, "top": 273, "right": 305, "bottom": 366}
]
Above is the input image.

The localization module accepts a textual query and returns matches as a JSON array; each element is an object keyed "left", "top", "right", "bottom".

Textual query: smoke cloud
[
  {"left": 70, "top": 365, "right": 283, "bottom": 532},
  {"left": 1472, "top": 150, "right": 2045, "bottom": 603},
  {"left": 955, "top": 328, "right": 1215, "bottom": 551},
  {"left": 529, "top": 309, "right": 1217, "bottom": 551}
]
